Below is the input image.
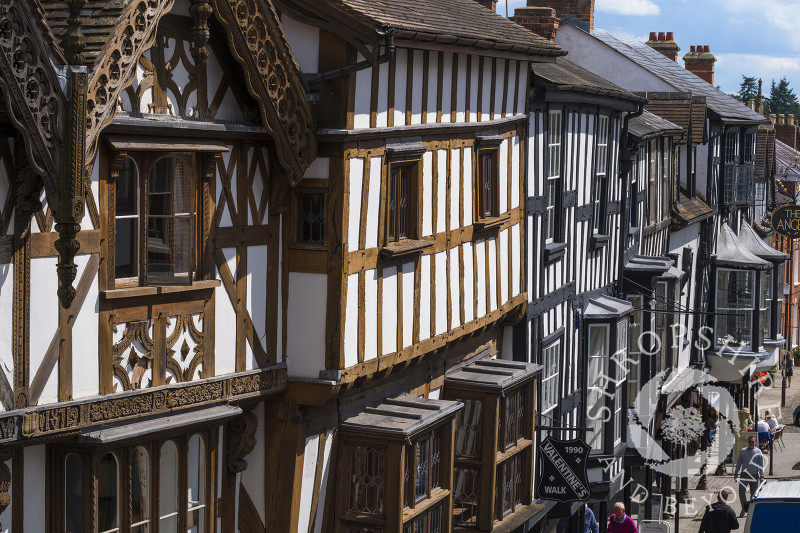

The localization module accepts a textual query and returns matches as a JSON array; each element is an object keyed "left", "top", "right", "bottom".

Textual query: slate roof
[
  {"left": 776, "top": 139, "right": 800, "bottom": 181},
  {"left": 40, "top": 1, "right": 127, "bottom": 65},
  {"left": 672, "top": 192, "right": 714, "bottom": 227},
  {"left": 636, "top": 93, "right": 706, "bottom": 143},
  {"left": 530, "top": 58, "right": 645, "bottom": 102},
  {"left": 628, "top": 109, "right": 682, "bottom": 140},
  {"left": 591, "top": 29, "right": 768, "bottom": 124},
  {"left": 337, "top": 0, "right": 564, "bottom": 56}
]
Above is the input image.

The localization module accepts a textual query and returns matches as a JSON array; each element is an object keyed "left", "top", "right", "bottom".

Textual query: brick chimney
[
  {"left": 514, "top": 0, "right": 595, "bottom": 31},
  {"left": 683, "top": 45, "right": 716, "bottom": 85},
  {"left": 646, "top": 31, "right": 680, "bottom": 62},
  {"left": 510, "top": 7, "right": 559, "bottom": 42},
  {"left": 475, "top": 0, "right": 497, "bottom": 11},
  {"left": 775, "top": 114, "right": 799, "bottom": 150}
]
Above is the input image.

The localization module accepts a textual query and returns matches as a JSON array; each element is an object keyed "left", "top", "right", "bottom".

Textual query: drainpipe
[
  {"left": 617, "top": 100, "right": 646, "bottom": 297},
  {"left": 305, "top": 28, "right": 397, "bottom": 86}
]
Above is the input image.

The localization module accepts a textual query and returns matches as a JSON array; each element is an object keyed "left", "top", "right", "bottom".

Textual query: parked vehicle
[{"left": 744, "top": 478, "right": 800, "bottom": 532}]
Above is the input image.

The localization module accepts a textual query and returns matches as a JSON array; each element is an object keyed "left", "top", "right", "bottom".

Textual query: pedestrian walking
[
  {"left": 607, "top": 502, "right": 638, "bottom": 533},
  {"left": 698, "top": 488, "right": 739, "bottom": 533},
  {"left": 733, "top": 435, "right": 765, "bottom": 515},
  {"left": 585, "top": 504, "right": 598, "bottom": 533}
]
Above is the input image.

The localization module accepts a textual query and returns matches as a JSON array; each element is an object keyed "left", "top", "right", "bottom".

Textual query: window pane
[
  {"left": 98, "top": 453, "right": 120, "bottom": 533},
  {"left": 160, "top": 441, "right": 179, "bottom": 533},
  {"left": 147, "top": 157, "right": 192, "bottom": 284},
  {"left": 453, "top": 467, "right": 480, "bottom": 526},
  {"left": 296, "top": 193, "right": 325, "bottom": 245},
  {"left": 399, "top": 167, "right": 409, "bottom": 239},
  {"left": 388, "top": 168, "right": 397, "bottom": 241},
  {"left": 501, "top": 460, "right": 514, "bottom": 516},
  {"left": 65, "top": 453, "right": 82, "bottom": 533},
  {"left": 415, "top": 437, "right": 429, "bottom": 502},
  {"left": 454, "top": 399, "right": 482, "bottom": 457},
  {"left": 431, "top": 430, "right": 441, "bottom": 491},
  {"left": 188, "top": 435, "right": 206, "bottom": 533},
  {"left": 115, "top": 218, "right": 138, "bottom": 278},
  {"left": 514, "top": 454, "right": 525, "bottom": 506},
  {"left": 130, "top": 447, "right": 150, "bottom": 531},
  {"left": 505, "top": 391, "right": 518, "bottom": 449},
  {"left": 349, "top": 446, "right": 385, "bottom": 516}
]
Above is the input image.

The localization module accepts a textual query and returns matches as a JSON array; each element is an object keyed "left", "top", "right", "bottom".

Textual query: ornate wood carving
[
  {"left": 0, "top": 457, "right": 9, "bottom": 529},
  {"left": 6, "top": 367, "right": 283, "bottom": 440},
  {"left": 226, "top": 410, "right": 257, "bottom": 473},
  {"left": 212, "top": 0, "right": 316, "bottom": 185},
  {"left": 62, "top": 0, "right": 88, "bottom": 65},
  {"left": 85, "top": 0, "right": 176, "bottom": 167},
  {"left": 190, "top": 0, "right": 212, "bottom": 118},
  {"left": 0, "top": 0, "right": 66, "bottom": 197}
]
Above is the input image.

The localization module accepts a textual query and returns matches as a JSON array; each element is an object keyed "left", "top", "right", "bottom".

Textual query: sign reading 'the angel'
[{"left": 537, "top": 437, "right": 591, "bottom": 502}]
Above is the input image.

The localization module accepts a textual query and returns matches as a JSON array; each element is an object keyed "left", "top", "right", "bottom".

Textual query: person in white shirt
[
  {"left": 766, "top": 414, "right": 779, "bottom": 430},
  {"left": 756, "top": 418, "right": 770, "bottom": 432}
]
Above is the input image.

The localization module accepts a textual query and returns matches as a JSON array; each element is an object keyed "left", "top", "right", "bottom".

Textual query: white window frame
[
  {"left": 587, "top": 324, "right": 609, "bottom": 452},
  {"left": 541, "top": 339, "right": 561, "bottom": 416},
  {"left": 545, "top": 110, "right": 562, "bottom": 243}
]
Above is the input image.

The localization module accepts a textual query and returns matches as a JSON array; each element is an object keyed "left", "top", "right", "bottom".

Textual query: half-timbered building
[{"left": 0, "top": 0, "right": 315, "bottom": 530}]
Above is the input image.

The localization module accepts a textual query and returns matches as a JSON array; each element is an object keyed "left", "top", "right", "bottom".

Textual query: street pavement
[{"left": 640, "top": 375, "right": 800, "bottom": 533}]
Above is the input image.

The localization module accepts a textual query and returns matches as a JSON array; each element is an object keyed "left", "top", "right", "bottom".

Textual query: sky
[{"left": 497, "top": 0, "right": 800, "bottom": 97}]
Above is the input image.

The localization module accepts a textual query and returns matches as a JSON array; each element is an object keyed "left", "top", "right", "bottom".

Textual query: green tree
[
  {"left": 769, "top": 77, "right": 800, "bottom": 116},
  {"left": 736, "top": 75, "right": 758, "bottom": 103}
]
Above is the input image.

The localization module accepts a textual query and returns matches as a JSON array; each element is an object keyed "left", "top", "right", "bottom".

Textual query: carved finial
[
  {"left": 190, "top": 0, "right": 213, "bottom": 64},
  {"left": 62, "top": 0, "right": 87, "bottom": 65},
  {"left": 226, "top": 411, "right": 258, "bottom": 473}
]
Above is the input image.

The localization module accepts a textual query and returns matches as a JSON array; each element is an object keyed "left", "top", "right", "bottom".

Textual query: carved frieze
[{"left": 212, "top": 0, "right": 316, "bottom": 185}]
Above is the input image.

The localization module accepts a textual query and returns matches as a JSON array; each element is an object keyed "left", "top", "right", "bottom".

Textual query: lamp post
[{"left": 783, "top": 280, "right": 790, "bottom": 408}]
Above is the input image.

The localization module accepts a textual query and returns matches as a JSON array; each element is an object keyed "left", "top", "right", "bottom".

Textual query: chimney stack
[
  {"left": 514, "top": 0, "right": 595, "bottom": 32},
  {"left": 511, "top": 7, "right": 559, "bottom": 42},
  {"left": 776, "top": 113, "right": 800, "bottom": 150},
  {"left": 646, "top": 31, "right": 680, "bottom": 62},
  {"left": 683, "top": 45, "right": 716, "bottom": 85},
  {"left": 475, "top": 0, "right": 497, "bottom": 11}
]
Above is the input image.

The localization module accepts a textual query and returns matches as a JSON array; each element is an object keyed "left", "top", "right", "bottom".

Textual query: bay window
[{"left": 715, "top": 268, "right": 755, "bottom": 348}]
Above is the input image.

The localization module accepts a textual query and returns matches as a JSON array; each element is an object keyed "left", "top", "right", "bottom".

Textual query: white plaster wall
[
  {"left": 422, "top": 151, "right": 434, "bottom": 237},
  {"left": 476, "top": 240, "right": 487, "bottom": 316},
  {"left": 364, "top": 269, "right": 379, "bottom": 361},
  {"left": 30, "top": 256, "right": 59, "bottom": 404},
  {"left": 449, "top": 248, "right": 460, "bottom": 330},
  {"left": 394, "top": 49, "right": 408, "bottom": 126},
  {"left": 511, "top": 136, "right": 520, "bottom": 209},
  {"left": 411, "top": 50, "right": 424, "bottom": 125},
  {"left": 450, "top": 149, "right": 461, "bottom": 230},
  {"left": 72, "top": 255, "right": 99, "bottom": 400},
  {"left": 434, "top": 253, "right": 447, "bottom": 335},
  {"left": 462, "top": 147, "right": 473, "bottom": 227},
  {"left": 0, "top": 263, "right": 12, "bottom": 410},
  {"left": 402, "top": 262, "right": 414, "bottom": 349},
  {"left": 493, "top": 59, "right": 505, "bottom": 118},
  {"left": 463, "top": 242, "right": 474, "bottom": 324},
  {"left": 218, "top": 151, "right": 234, "bottom": 228},
  {"left": 481, "top": 58, "right": 491, "bottom": 119},
  {"left": 554, "top": 25, "right": 676, "bottom": 93},
  {"left": 24, "top": 445, "right": 45, "bottom": 533},
  {"left": 280, "top": 15, "right": 320, "bottom": 73},
  {"left": 365, "top": 157, "right": 382, "bottom": 248},
  {"left": 347, "top": 158, "right": 364, "bottom": 252},
  {"left": 382, "top": 267, "right": 398, "bottom": 355},
  {"left": 441, "top": 53, "right": 453, "bottom": 123},
  {"left": 247, "top": 245, "right": 268, "bottom": 370},
  {"left": 437, "top": 150, "right": 447, "bottom": 233},
  {"left": 469, "top": 56, "right": 479, "bottom": 121},
  {"left": 505, "top": 61, "right": 517, "bottom": 117},
  {"left": 239, "top": 406, "right": 266, "bottom": 526},
  {"left": 311, "top": 431, "right": 334, "bottom": 533},
  {"left": 343, "top": 273, "right": 359, "bottom": 369},
  {"left": 426, "top": 53, "right": 439, "bottom": 124},
  {"left": 286, "top": 273, "right": 327, "bottom": 377},
  {"left": 215, "top": 248, "right": 238, "bottom": 376},
  {"left": 696, "top": 142, "right": 710, "bottom": 197},
  {"left": 500, "top": 325, "right": 514, "bottom": 360},
  {"left": 303, "top": 157, "right": 330, "bottom": 180},
  {"left": 516, "top": 63, "right": 526, "bottom": 114},
  {"left": 488, "top": 239, "right": 498, "bottom": 311},
  {"left": 499, "top": 139, "right": 509, "bottom": 213},
  {"left": 419, "top": 255, "right": 431, "bottom": 341},
  {"left": 353, "top": 54, "right": 371, "bottom": 130},
  {"left": 455, "top": 54, "right": 468, "bottom": 123},
  {"left": 297, "top": 434, "right": 320, "bottom": 533},
  {"left": 216, "top": 88, "right": 242, "bottom": 123},
  {"left": 376, "top": 62, "right": 389, "bottom": 128},
  {"left": 499, "top": 229, "right": 509, "bottom": 305},
  {"left": 81, "top": 160, "right": 100, "bottom": 231}
]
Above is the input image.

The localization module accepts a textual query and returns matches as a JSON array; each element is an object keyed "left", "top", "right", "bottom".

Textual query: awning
[
  {"left": 584, "top": 295, "right": 633, "bottom": 319},
  {"left": 713, "top": 223, "right": 771, "bottom": 270},
  {"left": 738, "top": 222, "right": 789, "bottom": 262},
  {"left": 624, "top": 255, "right": 673, "bottom": 274},
  {"left": 340, "top": 396, "right": 463, "bottom": 438},
  {"left": 80, "top": 404, "right": 242, "bottom": 444}
]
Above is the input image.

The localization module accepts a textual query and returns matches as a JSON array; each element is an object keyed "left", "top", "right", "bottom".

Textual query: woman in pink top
[{"left": 607, "top": 502, "right": 638, "bottom": 533}]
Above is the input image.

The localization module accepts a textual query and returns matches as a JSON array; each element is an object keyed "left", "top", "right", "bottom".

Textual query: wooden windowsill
[
  {"left": 473, "top": 213, "right": 510, "bottom": 232},
  {"left": 380, "top": 239, "right": 433, "bottom": 258},
  {"left": 102, "top": 279, "right": 221, "bottom": 299},
  {"left": 544, "top": 242, "right": 567, "bottom": 264}
]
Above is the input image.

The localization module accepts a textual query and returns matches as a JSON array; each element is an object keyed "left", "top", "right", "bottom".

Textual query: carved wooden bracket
[
  {"left": 226, "top": 410, "right": 258, "bottom": 474},
  {"left": 0, "top": 0, "right": 67, "bottom": 199},
  {"left": 84, "top": 0, "right": 176, "bottom": 168},
  {"left": 212, "top": 0, "right": 317, "bottom": 187},
  {"left": 0, "top": 459, "right": 9, "bottom": 529}
]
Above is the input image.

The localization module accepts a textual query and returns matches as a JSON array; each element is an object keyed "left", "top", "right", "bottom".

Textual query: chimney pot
[
  {"left": 771, "top": 114, "right": 777, "bottom": 124},
  {"left": 704, "top": 45, "right": 710, "bottom": 53},
  {"left": 658, "top": 32, "right": 666, "bottom": 41},
  {"left": 690, "top": 45, "right": 696, "bottom": 52},
  {"left": 779, "top": 114, "right": 785, "bottom": 125},
  {"left": 649, "top": 31, "right": 657, "bottom": 41},
  {"left": 790, "top": 114, "right": 795, "bottom": 124},
  {"left": 666, "top": 32, "right": 674, "bottom": 41}
]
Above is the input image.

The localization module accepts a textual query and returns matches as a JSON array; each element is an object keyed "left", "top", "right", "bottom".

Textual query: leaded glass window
[
  {"left": 546, "top": 111, "right": 562, "bottom": 242},
  {"left": 453, "top": 467, "right": 480, "bottom": 527},
  {"left": 296, "top": 192, "right": 325, "bottom": 245},
  {"left": 388, "top": 164, "right": 415, "bottom": 243},
  {"left": 454, "top": 399, "right": 482, "bottom": 457},
  {"left": 349, "top": 446, "right": 385, "bottom": 515}
]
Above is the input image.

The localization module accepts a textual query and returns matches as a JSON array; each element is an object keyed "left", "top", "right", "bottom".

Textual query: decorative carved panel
[
  {"left": 0, "top": 0, "right": 66, "bottom": 196},
  {"left": 85, "top": 0, "right": 175, "bottom": 167},
  {"left": 212, "top": 0, "right": 316, "bottom": 185}
]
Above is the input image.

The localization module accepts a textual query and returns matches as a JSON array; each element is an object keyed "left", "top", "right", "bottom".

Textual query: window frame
[
  {"left": 291, "top": 185, "right": 328, "bottom": 248},
  {"left": 385, "top": 157, "right": 421, "bottom": 246},
  {"left": 50, "top": 428, "right": 217, "bottom": 533},
  {"left": 714, "top": 267, "right": 756, "bottom": 348},
  {"left": 545, "top": 110, "right": 563, "bottom": 244},
  {"left": 586, "top": 323, "right": 609, "bottom": 453},
  {"left": 592, "top": 114, "right": 610, "bottom": 235}
]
